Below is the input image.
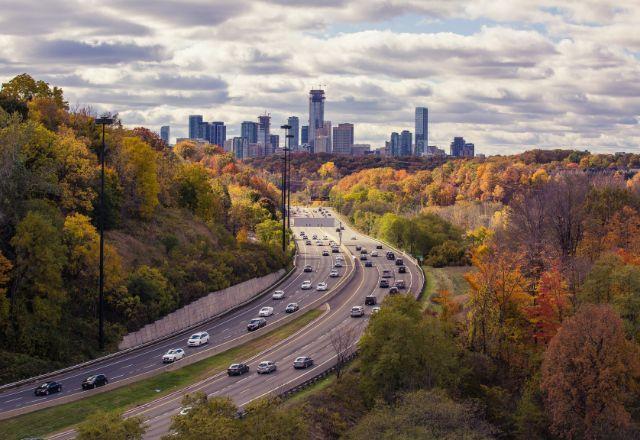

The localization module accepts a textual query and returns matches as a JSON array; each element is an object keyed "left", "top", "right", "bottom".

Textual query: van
[{"left": 365, "top": 295, "right": 377, "bottom": 305}]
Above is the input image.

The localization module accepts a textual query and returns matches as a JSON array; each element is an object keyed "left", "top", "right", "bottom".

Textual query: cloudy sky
[{"left": 0, "top": 0, "right": 638, "bottom": 154}]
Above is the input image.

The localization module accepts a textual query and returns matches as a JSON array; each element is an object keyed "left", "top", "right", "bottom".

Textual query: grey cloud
[
  {"left": 110, "top": 0, "right": 247, "bottom": 26},
  {"left": 140, "top": 74, "right": 228, "bottom": 91},
  {"left": 28, "top": 40, "right": 169, "bottom": 65}
]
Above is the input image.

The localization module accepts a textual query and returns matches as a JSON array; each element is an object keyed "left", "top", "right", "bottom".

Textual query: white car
[
  {"left": 187, "top": 331, "right": 209, "bottom": 347},
  {"left": 371, "top": 306, "right": 381, "bottom": 314},
  {"left": 301, "top": 280, "right": 312, "bottom": 290},
  {"left": 350, "top": 306, "right": 365, "bottom": 317},
  {"left": 316, "top": 282, "right": 328, "bottom": 291},
  {"left": 323, "top": 235, "right": 328, "bottom": 240},
  {"left": 334, "top": 261, "right": 343, "bottom": 268},
  {"left": 371, "top": 251, "right": 378, "bottom": 257},
  {"left": 272, "top": 290, "right": 285, "bottom": 300},
  {"left": 257, "top": 360, "right": 277, "bottom": 374},
  {"left": 329, "top": 269, "right": 339, "bottom": 277},
  {"left": 162, "top": 348, "right": 185, "bottom": 363},
  {"left": 259, "top": 306, "right": 274, "bottom": 317}
]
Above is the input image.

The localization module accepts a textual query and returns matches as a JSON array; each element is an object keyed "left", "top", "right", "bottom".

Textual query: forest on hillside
[{"left": 0, "top": 74, "right": 290, "bottom": 383}]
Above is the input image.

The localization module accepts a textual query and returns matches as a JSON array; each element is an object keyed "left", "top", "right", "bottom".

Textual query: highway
[
  {"left": 0, "top": 210, "right": 352, "bottom": 416},
  {"left": 51, "top": 207, "right": 423, "bottom": 439}
]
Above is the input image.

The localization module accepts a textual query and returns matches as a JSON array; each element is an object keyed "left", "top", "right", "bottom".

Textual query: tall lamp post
[
  {"left": 286, "top": 133, "right": 294, "bottom": 228},
  {"left": 280, "top": 124, "right": 291, "bottom": 253},
  {"left": 95, "top": 114, "right": 114, "bottom": 350}
]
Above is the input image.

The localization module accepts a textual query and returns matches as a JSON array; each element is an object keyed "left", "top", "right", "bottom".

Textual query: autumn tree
[
  {"left": 77, "top": 410, "right": 145, "bottom": 440},
  {"left": 526, "top": 267, "right": 572, "bottom": 345},
  {"left": 117, "top": 136, "right": 159, "bottom": 220},
  {"left": 0, "top": 251, "right": 12, "bottom": 339},
  {"left": 541, "top": 304, "right": 640, "bottom": 439}
]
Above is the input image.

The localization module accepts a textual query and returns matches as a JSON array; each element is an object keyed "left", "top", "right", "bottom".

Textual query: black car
[
  {"left": 293, "top": 356, "right": 314, "bottom": 369},
  {"left": 247, "top": 317, "right": 267, "bottom": 331},
  {"left": 34, "top": 381, "right": 62, "bottom": 396},
  {"left": 365, "top": 295, "right": 377, "bottom": 306},
  {"left": 389, "top": 286, "right": 399, "bottom": 295},
  {"left": 376, "top": 244, "right": 383, "bottom": 249},
  {"left": 386, "top": 252, "right": 395, "bottom": 260},
  {"left": 81, "top": 374, "right": 108, "bottom": 390},
  {"left": 364, "top": 261, "right": 373, "bottom": 267},
  {"left": 355, "top": 245, "right": 362, "bottom": 251},
  {"left": 303, "top": 265, "right": 313, "bottom": 272},
  {"left": 227, "top": 363, "right": 250, "bottom": 376},
  {"left": 285, "top": 303, "right": 299, "bottom": 313},
  {"left": 379, "top": 279, "right": 389, "bottom": 288},
  {"left": 398, "top": 265, "right": 407, "bottom": 273},
  {"left": 395, "top": 258, "right": 404, "bottom": 266},
  {"left": 359, "top": 254, "right": 368, "bottom": 261}
]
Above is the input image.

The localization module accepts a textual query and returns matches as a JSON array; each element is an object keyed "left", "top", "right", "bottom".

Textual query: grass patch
[
  {"left": 0, "top": 308, "right": 323, "bottom": 440},
  {"left": 283, "top": 374, "right": 336, "bottom": 407},
  {"left": 421, "top": 266, "right": 474, "bottom": 311}
]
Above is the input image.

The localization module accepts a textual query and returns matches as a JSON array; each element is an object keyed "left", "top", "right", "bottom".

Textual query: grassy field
[
  {"left": 283, "top": 374, "right": 336, "bottom": 407},
  {"left": 0, "top": 308, "right": 323, "bottom": 440},
  {"left": 421, "top": 266, "right": 474, "bottom": 311}
]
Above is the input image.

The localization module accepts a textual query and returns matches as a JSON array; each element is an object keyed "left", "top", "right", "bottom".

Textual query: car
[
  {"left": 81, "top": 374, "right": 108, "bottom": 390},
  {"left": 163, "top": 348, "right": 185, "bottom": 363},
  {"left": 359, "top": 254, "right": 368, "bottom": 261},
  {"left": 364, "top": 261, "right": 373, "bottom": 267},
  {"left": 371, "top": 306, "right": 381, "bottom": 314},
  {"left": 303, "top": 264, "right": 313, "bottom": 272},
  {"left": 272, "top": 290, "right": 286, "bottom": 300},
  {"left": 386, "top": 252, "right": 396, "bottom": 260},
  {"left": 285, "top": 302, "right": 299, "bottom": 313},
  {"left": 379, "top": 279, "right": 389, "bottom": 288},
  {"left": 398, "top": 265, "right": 407, "bottom": 273},
  {"left": 322, "top": 250, "right": 330, "bottom": 256},
  {"left": 178, "top": 406, "right": 193, "bottom": 416},
  {"left": 257, "top": 360, "right": 277, "bottom": 374},
  {"left": 336, "top": 254, "right": 344, "bottom": 260},
  {"left": 34, "top": 381, "right": 62, "bottom": 396},
  {"left": 396, "top": 258, "right": 405, "bottom": 266},
  {"left": 350, "top": 306, "right": 365, "bottom": 317},
  {"left": 355, "top": 245, "right": 362, "bottom": 251},
  {"left": 371, "top": 251, "right": 378, "bottom": 257},
  {"left": 247, "top": 317, "right": 267, "bottom": 331},
  {"left": 316, "top": 241, "right": 323, "bottom": 246},
  {"left": 365, "top": 295, "right": 377, "bottom": 305},
  {"left": 382, "top": 269, "right": 392, "bottom": 278},
  {"left": 259, "top": 306, "right": 274, "bottom": 317},
  {"left": 305, "top": 240, "right": 312, "bottom": 245},
  {"left": 376, "top": 244, "right": 383, "bottom": 249},
  {"left": 329, "top": 269, "right": 339, "bottom": 277},
  {"left": 301, "top": 280, "right": 312, "bottom": 290},
  {"left": 389, "top": 286, "right": 399, "bottom": 294},
  {"left": 187, "top": 331, "right": 210, "bottom": 347},
  {"left": 351, "top": 236, "right": 357, "bottom": 240},
  {"left": 334, "top": 261, "right": 343, "bottom": 268},
  {"left": 360, "top": 248, "right": 368, "bottom": 254},
  {"left": 316, "top": 282, "right": 328, "bottom": 291},
  {"left": 312, "top": 234, "right": 318, "bottom": 239},
  {"left": 395, "top": 279, "right": 406, "bottom": 289},
  {"left": 323, "top": 235, "right": 328, "bottom": 240},
  {"left": 293, "top": 356, "right": 314, "bottom": 369},
  {"left": 227, "top": 363, "right": 250, "bottom": 376},
  {"left": 332, "top": 246, "right": 339, "bottom": 253}
]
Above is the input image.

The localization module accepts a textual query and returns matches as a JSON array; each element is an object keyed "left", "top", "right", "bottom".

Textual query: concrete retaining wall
[{"left": 118, "top": 269, "right": 286, "bottom": 350}]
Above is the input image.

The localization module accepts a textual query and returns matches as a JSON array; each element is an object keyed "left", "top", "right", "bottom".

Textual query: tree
[
  {"left": 77, "top": 410, "right": 145, "bottom": 440},
  {"left": 1, "top": 73, "right": 67, "bottom": 108},
  {"left": 329, "top": 323, "right": 360, "bottom": 379},
  {"left": 168, "top": 393, "right": 240, "bottom": 439},
  {"left": 127, "top": 266, "right": 176, "bottom": 322},
  {"left": 117, "top": 136, "right": 159, "bottom": 220},
  {"left": 540, "top": 304, "right": 640, "bottom": 439},
  {"left": 526, "top": 267, "right": 572, "bottom": 345},
  {"left": 0, "top": 251, "right": 12, "bottom": 339}
]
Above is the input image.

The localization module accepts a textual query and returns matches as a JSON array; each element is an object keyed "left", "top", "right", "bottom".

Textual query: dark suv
[
  {"left": 386, "top": 252, "right": 395, "bottom": 260},
  {"left": 379, "top": 279, "right": 389, "bottom": 288},
  {"left": 398, "top": 265, "right": 407, "bottom": 273},
  {"left": 365, "top": 295, "right": 377, "bottom": 305},
  {"left": 395, "top": 258, "right": 404, "bottom": 266},
  {"left": 82, "top": 374, "right": 108, "bottom": 390},
  {"left": 34, "top": 381, "right": 62, "bottom": 396},
  {"left": 247, "top": 317, "right": 267, "bottom": 331},
  {"left": 227, "top": 363, "right": 250, "bottom": 376}
]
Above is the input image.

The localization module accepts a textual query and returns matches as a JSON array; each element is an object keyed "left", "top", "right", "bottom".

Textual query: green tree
[
  {"left": 77, "top": 410, "right": 145, "bottom": 440},
  {"left": 167, "top": 393, "right": 240, "bottom": 439},
  {"left": 0, "top": 251, "right": 12, "bottom": 340},
  {"left": 127, "top": 265, "right": 176, "bottom": 321},
  {"left": 1, "top": 73, "right": 67, "bottom": 108},
  {"left": 118, "top": 136, "right": 159, "bottom": 220}
]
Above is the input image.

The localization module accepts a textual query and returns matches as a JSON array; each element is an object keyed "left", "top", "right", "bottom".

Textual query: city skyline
[{"left": 1, "top": 1, "right": 638, "bottom": 154}]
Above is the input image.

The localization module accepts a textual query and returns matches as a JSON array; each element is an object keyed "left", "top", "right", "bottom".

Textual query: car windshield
[
  {"left": 250, "top": 319, "right": 260, "bottom": 324},
  {"left": 190, "top": 334, "right": 199, "bottom": 339},
  {"left": 86, "top": 376, "right": 95, "bottom": 381},
  {"left": 167, "top": 350, "right": 176, "bottom": 354},
  {"left": 38, "top": 383, "right": 49, "bottom": 388},
  {"left": 230, "top": 364, "right": 239, "bottom": 368}
]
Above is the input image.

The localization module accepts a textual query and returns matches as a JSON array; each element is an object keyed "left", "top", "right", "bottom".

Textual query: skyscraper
[
  {"left": 301, "top": 125, "right": 309, "bottom": 145},
  {"left": 258, "top": 114, "right": 271, "bottom": 155},
  {"left": 390, "top": 132, "right": 400, "bottom": 156},
  {"left": 400, "top": 130, "right": 413, "bottom": 156},
  {"left": 270, "top": 134, "right": 279, "bottom": 151},
  {"left": 450, "top": 137, "right": 475, "bottom": 157},
  {"left": 241, "top": 121, "right": 258, "bottom": 144},
  {"left": 308, "top": 89, "right": 325, "bottom": 149},
  {"left": 415, "top": 107, "right": 428, "bottom": 156},
  {"left": 210, "top": 121, "right": 226, "bottom": 147},
  {"left": 287, "top": 116, "right": 299, "bottom": 150},
  {"left": 160, "top": 125, "right": 170, "bottom": 146},
  {"left": 332, "top": 123, "right": 354, "bottom": 155},
  {"left": 189, "top": 115, "right": 203, "bottom": 139},
  {"left": 315, "top": 121, "right": 332, "bottom": 153}
]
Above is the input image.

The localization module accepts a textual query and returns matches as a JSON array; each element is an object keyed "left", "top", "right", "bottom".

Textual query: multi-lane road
[{"left": 0, "top": 207, "right": 423, "bottom": 439}]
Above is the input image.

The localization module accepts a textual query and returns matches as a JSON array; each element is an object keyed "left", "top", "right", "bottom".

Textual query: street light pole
[
  {"left": 286, "top": 133, "right": 294, "bottom": 229},
  {"left": 280, "top": 124, "right": 291, "bottom": 253},
  {"left": 95, "top": 114, "right": 113, "bottom": 351}
]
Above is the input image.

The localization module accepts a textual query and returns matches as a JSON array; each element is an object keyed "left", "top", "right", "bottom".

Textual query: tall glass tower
[
  {"left": 189, "top": 115, "right": 203, "bottom": 139},
  {"left": 308, "top": 89, "right": 325, "bottom": 149},
  {"left": 287, "top": 116, "right": 299, "bottom": 150},
  {"left": 415, "top": 107, "right": 428, "bottom": 156}
]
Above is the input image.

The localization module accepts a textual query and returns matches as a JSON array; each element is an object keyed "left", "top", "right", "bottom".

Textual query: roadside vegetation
[{"left": 0, "top": 74, "right": 293, "bottom": 384}]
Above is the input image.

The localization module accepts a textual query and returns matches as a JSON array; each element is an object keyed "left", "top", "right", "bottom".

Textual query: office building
[
  {"left": 232, "top": 137, "right": 248, "bottom": 159},
  {"left": 351, "top": 144, "right": 371, "bottom": 156},
  {"left": 314, "top": 121, "right": 332, "bottom": 153},
  {"left": 189, "top": 115, "right": 203, "bottom": 139},
  {"left": 308, "top": 89, "right": 325, "bottom": 149},
  {"left": 160, "top": 126, "right": 170, "bottom": 146},
  {"left": 415, "top": 107, "right": 428, "bottom": 156},
  {"left": 332, "top": 123, "right": 354, "bottom": 155},
  {"left": 258, "top": 114, "right": 271, "bottom": 155},
  {"left": 209, "top": 121, "right": 226, "bottom": 147},
  {"left": 390, "top": 132, "right": 400, "bottom": 156},
  {"left": 270, "top": 134, "right": 279, "bottom": 151},
  {"left": 223, "top": 139, "right": 233, "bottom": 153},
  {"left": 450, "top": 137, "right": 474, "bottom": 157},
  {"left": 288, "top": 116, "right": 299, "bottom": 150},
  {"left": 425, "top": 145, "right": 446, "bottom": 157},
  {"left": 241, "top": 121, "right": 258, "bottom": 144},
  {"left": 301, "top": 125, "right": 309, "bottom": 144},
  {"left": 400, "top": 130, "right": 412, "bottom": 156}
]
